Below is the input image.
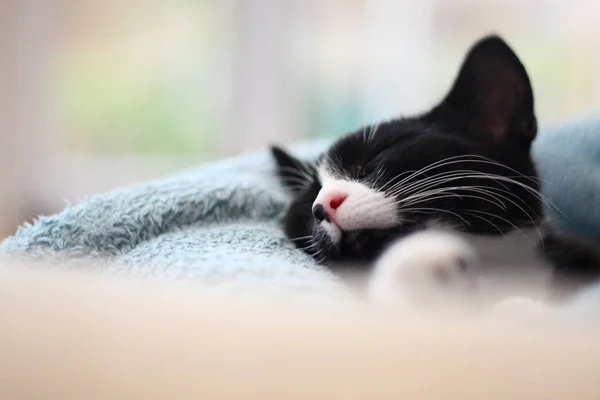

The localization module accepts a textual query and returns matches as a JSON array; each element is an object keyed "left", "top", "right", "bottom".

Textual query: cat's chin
[
  {"left": 319, "top": 220, "right": 342, "bottom": 245},
  {"left": 310, "top": 223, "right": 410, "bottom": 265}
]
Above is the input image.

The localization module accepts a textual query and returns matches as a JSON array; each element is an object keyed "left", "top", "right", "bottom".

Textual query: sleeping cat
[{"left": 271, "top": 35, "right": 600, "bottom": 309}]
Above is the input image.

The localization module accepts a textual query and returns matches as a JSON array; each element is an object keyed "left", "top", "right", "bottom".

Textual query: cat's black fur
[{"left": 271, "top": 35, "right": 600, "bottom": 297}]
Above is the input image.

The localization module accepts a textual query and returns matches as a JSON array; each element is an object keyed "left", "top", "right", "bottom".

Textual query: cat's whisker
[
  {"left": 474, "top": 188, "right": 541, "bottom": 222},
  {"left": 464, "top": 210, "right": 544, "bottom": 247},
  {"left": 399, "top": 192, "right": 506, "bottom": 218},
  {"left": 368, "top": 166, "right": 388, "bottom": 190},
  {"left": 394, "top": 176, "right": 544, "bottom": 225},
  {"left": 382, "top": 153, "right": 543, "bottom": 197},
  {"left": 464, "top": 193, "right": 546, "bottom": 243},
  {"left": 453, "top": 173, "right": 565, "bottom": 219},
  {"left": 397, "top": 177, "right": 544, "bottom": 237},
  {"left": 298, "top": 241, "right": 320, "bottom": 252},
  {"left": 277, "top": 166, "right": 315, "bottom": 184},
  {"left": 389, "top": 167, "right": 542, "bottom": 204},
  {"left": 400, "top": 191, "right": 507, "bottom": 211},
  {"left": 386, "top": 176, "right": 494, "bottom": 207},
  {"left": 398, "top": 184, "right": 515, "bottom": 209},
  {"left": 390, "top": 171, "right": 551, "bottom": 218},
  {"left": 315, "top": 256, "right": 328, "bottom": 265},
  {"left": 383, "top": 155, "right": 480, "bottom": 193},
  {"left": 387, "top": 168, "right": 514, "bottom": 198},
  {"left": 461, "top": 185, "right": 543, "bottom": 221},
  {"left": 276, "top": 174, "right": 313, "bottom": 189},
  {"left": 282, "top": 177, "right": 311, "bottom": 186},
  {"left": 309, "top": 247, "right": 322, "bottom": 257},
  {"left": 385, "top": 165, "right": 492, "bottom": 196},
  {"left": 398, "top": 180, "right": 545, "bottom": 242},
  {"left": 462, "top": 208, "right": 536, "bottom": 244},
  {"left": 387, "top": 171, "right": 481, "bottom": 199},
  {"left": 290, "top": 156, "right": 316, "bottom": 177},
  {"left": 463, "top": 210, "right": 509, "bottom": 238},
  {"left": 386, "top": 154, "right": 513, "bottom": 189},
  {"left": 280, "top": 177, "right": 313, "bottom": 188},
  {"left": 289, "top": 235, "right": 313, "bottom": 242},
  {"left": 368, "top": 121, "right": 382, "bottom": 143},
  {"left": 401, "top": 207, "right": 473, "bottom": 227},
  {"left": 309, "top": 248, "right": 329, "bottom": 265},
  {"left": 440, "top": 155, "right": 543, "bottom": 184},
  {"left": 456, "top": 154, "right": 544, "bottom": 185},
  {"left": 361, "top": 125, "right": 369, "bottom": 143},
  {"left": 378, "top": 169, "right": 420, "bottom": 192}
]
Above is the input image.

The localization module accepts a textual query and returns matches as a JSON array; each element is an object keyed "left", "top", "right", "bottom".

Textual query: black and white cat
[{"left": 271, "top": 35, "right": 600, "bottom": 310}]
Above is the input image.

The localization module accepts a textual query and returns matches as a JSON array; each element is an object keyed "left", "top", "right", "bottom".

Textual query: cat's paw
[{"left": 367, "top": 230, "right": 478, "bottom": 310}]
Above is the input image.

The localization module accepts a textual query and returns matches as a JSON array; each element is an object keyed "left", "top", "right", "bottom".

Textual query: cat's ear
[
  {"left": 270, "top": 145, "right": 316, "bottom": 194},
  {"left": 434, "top": 35, "right": 537, "bottom": 147}
]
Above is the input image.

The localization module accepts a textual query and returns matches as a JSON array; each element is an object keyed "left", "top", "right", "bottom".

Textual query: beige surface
[{"left": 0, "top": 265, "right": 599, "bottom": 400}]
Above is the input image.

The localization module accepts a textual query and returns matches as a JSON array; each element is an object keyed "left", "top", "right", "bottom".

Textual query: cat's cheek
[{"left": 367, "top": 230, "right": 479, "bottom": 311}]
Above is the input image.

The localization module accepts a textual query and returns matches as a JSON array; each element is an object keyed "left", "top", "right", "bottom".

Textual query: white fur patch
[
  {"left": 368, "top": 230, "right": 478, "bottom": 309},
  {"left": 368, "top": 225, "right": 553, "bottom": 310},
  {"left": 321, "top": 221, "right": 342, "bottom": 244},
  {"left": 315, "top": 163, "right": 400, "bottom": 236}
]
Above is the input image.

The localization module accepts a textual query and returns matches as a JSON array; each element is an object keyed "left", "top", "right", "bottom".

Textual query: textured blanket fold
[
  {"left": 0, "top": 141, "right": 351, "bottom": 299},
  {"left": 1, "top": 117, "right": 599, "bottom": 303}
]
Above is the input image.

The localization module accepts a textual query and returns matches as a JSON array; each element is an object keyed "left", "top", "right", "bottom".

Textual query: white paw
[{"left": 368, "top": 230, "right": 478, "bottom": 310}]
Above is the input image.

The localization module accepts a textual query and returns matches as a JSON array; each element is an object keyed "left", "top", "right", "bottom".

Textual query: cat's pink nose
[
  {"left": 328, "top": 193, "right": 347, "bottom": 210},
  {"left": 312, "top": 191, "right": 347, "bottom": 223}
]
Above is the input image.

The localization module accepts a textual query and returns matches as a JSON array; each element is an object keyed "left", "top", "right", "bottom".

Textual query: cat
[{"left": 271, "top": 35, "right": 600, "bottom": 310}]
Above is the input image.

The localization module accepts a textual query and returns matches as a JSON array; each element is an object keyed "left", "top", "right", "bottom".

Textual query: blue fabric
[
  {"left": 0, "top": 117, "right": 598, "bottom": 297},
  {"left": 0, "top": 141, "right": 348, "bottom": 299},
  {"left": 533, "top": 114, "right": 600, "bottom": 241}
]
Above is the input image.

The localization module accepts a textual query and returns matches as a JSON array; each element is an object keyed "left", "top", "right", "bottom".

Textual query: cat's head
[{"left": 272, "top": 35, "right": 543, "bottom": 264}]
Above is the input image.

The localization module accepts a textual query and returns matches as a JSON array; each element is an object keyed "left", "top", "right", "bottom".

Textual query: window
[{"left": 1, "top": 0, "right": 599, "bottom": 237}]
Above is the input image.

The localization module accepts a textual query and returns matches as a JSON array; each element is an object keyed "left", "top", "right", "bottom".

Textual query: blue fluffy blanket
[
  {"left": 533, "top": 115, "right": 600, "bottom": 241},
  {"left": 1, "top": 116, "right": 599, "bottom": 302}
]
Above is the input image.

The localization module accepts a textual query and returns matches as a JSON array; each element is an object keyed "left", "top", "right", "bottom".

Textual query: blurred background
[{"left": 1, "top": 0, "right": 599, "bottom": 238}]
